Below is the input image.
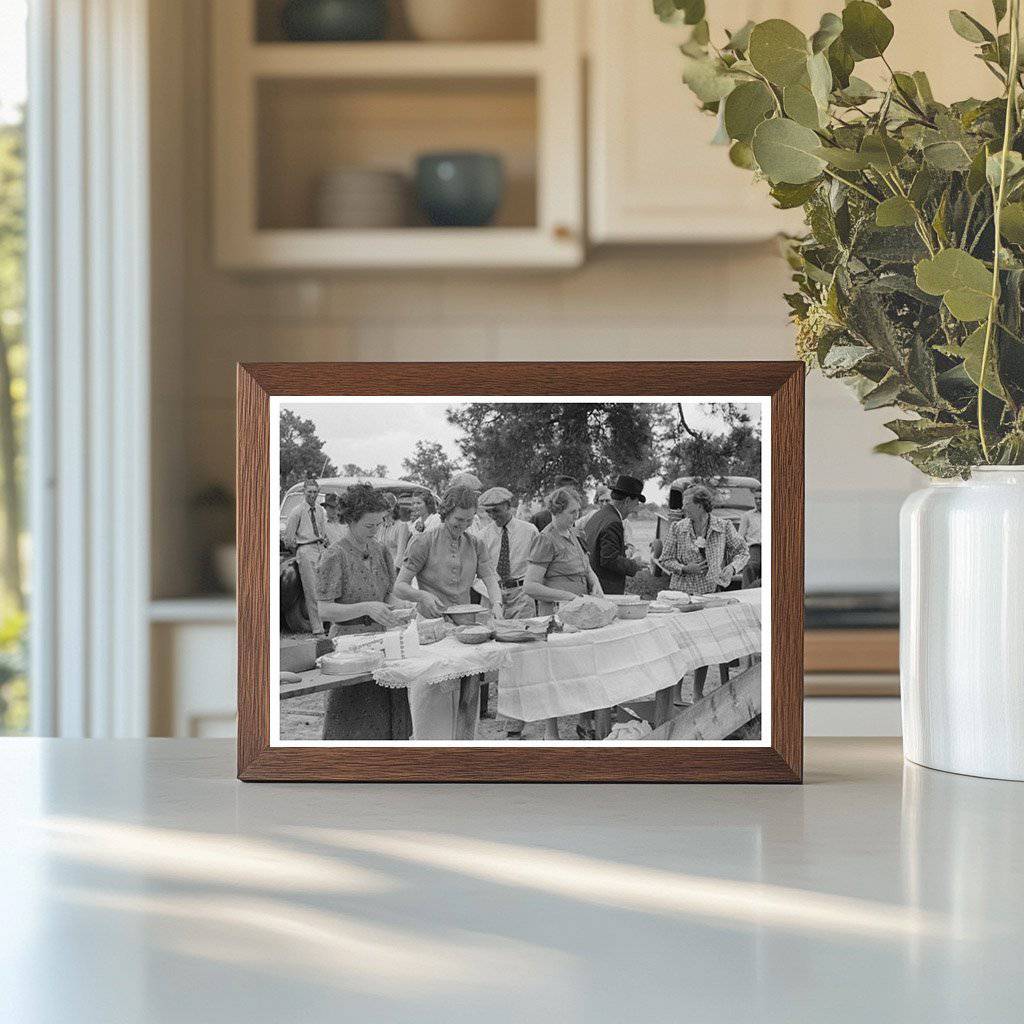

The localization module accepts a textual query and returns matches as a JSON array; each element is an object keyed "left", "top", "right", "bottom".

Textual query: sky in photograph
[{"left": 283, "top": 400, "right": 762, "bottom": 504}]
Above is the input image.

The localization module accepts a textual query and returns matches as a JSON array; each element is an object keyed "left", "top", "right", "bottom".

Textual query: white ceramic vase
[{"left": 900, "top": 467, "right": 1024, "bottom": 781}]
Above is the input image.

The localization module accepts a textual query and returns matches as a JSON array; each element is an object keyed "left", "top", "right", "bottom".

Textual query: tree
[
  {"left": 0, "top": 114, "right": 25, "bottom": 609},
  {"left": 446, "top": 403, "right": 660, "bottom": 499},
  {"left": 401, "top": 440, "right": 458, "bottom": 494},
  {"left": 279, "top": 410, "right": 337, "bottom": 489},
  {"left": 341, "top": 462, "right": 389, "bottom": 479},
  {"left": 659, "top": 403, "right": 761, "bottom": 484}
]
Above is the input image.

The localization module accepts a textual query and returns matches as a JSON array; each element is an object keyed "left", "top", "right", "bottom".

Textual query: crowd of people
[{"left": 281, "top": 469, "right": 760, "bottom": 742}]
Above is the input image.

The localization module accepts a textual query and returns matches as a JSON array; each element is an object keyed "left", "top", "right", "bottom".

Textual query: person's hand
[
  {"left": 719, "top": 567, "right": 735, "bottom": 587},
  {"left": 491, "top": 604, "right": 505, "bottom": 620},
  {"left": 681, "top": 560, "right": 707, "bottom": 574},
  {"left": 417, "top": 592, "right": 446, "bottom": 618},
  {"left": 364, "top": 602, "right": 399, "bottom": 628}
]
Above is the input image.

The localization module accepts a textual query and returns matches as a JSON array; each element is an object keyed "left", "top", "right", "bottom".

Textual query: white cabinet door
[{"left": 588, "top": 1, "right": 813, "bottom": 243}]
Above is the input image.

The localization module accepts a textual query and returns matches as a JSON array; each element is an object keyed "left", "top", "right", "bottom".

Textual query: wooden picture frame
[{"left": 237, "top": 362, "right": 804, "bottom": 782}]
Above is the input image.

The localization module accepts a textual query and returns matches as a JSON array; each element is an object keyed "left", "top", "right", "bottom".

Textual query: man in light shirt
[
  {"left": 476, "top": 486, "right": 539, "bottom": 619},
  {"left": 738, "top": 492, "right": 762, "bottom": 588},
  {"left": 282, "top": 478, "right": 329, "bottom": 636}
]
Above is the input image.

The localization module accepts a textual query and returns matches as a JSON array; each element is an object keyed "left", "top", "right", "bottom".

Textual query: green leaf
[
  {"left": 912, "top": 71, "right": 935, "bottom": 105},
  {"left": 810, "top": 12, "right": 843, "bottom": 54},
  {"left": 842, "top": 1, "right": 894, "bottom": 60},
  {"left": 748, "top": 19, "right": 810, "bottom": 87},
  {"left": 690, "top": 20, "right": 710, "bottom": 46},
  {"left": 654, "top": 0, "right": 705, "bottom": 25},
  {"left": 923, "top": 141, "right": 973, "bottom": 171},
  {"left": 875, "top": 196, "right": 918, "bottom": 228},
  {"left": 723, "top": 81, "right": 775, "bottom": 143},
  {"left": 874, "top": 439, "right": 921, "bottom": 455},
  {"left": 986, "top": 150, "right": 1024, "bottom": 190},
  {"left": 783, "top": 83, "right": 822, "bottom": 128},
  {"left": 681, "top": 55, "right": 737, "bottom": 103},
  {"left": 915, "top": 249, "right": 994, "bottom": 321},
  {"left": 728, "top": 140, "right": 757, "bottom": 169},
  {"left": 836, "top": 75, "right": 877, "bottom": 104},
  {"left": 884, "top": 418, "right": 963, "bottom": 443},
  {"left": 1000, "top": 202, "right": 1024, "bottom": 242},
  {"left": 807, "top": 51, "right": 833, "bottom": 111},
  {"left": 752, "top": 117, "right": 827, "bottom": 184},
  {"left": 993, "top": 1, "right": 1008, "bottom": 24},
  {"left": 948, "top": 10, "right": 993, "bottom": 44},
  {"left": 770, "top": 179, "right": 820, "bottom": 209},
  {"left": 909, "top": 165, "right": 936, "bottom": 205},
  {"left": 860, "top": 133, "right": 905, "bottom": 172},
  {"left": 724, "top": 20, "right": 755, "bottom": 53},
  {"left": 862, "top": 374, "right": 902, "bottom": 409},
  {"left": 827, "top": 35, "right": 855, "bottom": 89},
  {"left": 967, "top": 143, "right": 993, "bottom": 193},
  {"left": 814, "top": 146, "right": 872, "bottom": 170},
  {"left": 959, "top": 324, "right": 1006, "bottom": 398}
]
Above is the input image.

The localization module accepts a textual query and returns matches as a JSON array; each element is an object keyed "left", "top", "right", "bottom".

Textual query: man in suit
[{"left": 583, "top": 475, "right": 646, "bottom": 595}]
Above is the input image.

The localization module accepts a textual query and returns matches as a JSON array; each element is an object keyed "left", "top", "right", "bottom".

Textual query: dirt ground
[{"left": 280, "top": 671, "right": 704, "bottom": 741}]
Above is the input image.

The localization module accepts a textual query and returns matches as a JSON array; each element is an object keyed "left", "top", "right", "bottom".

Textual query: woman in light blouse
[
  {"left": 658, "top": 484, "right": 749, "bottom": 698},
  {"left": 524, "top": 487, "right": 603, "bottom": 740},
  {"left": 394, "top": 484, "right": 503, "bottom": 739}
]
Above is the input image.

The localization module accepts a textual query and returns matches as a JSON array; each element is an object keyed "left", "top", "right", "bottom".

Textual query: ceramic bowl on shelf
[
  {"left": 314, "top": 167, "right": 409, "bottom": 228},
  {"left": 414, "top": 152, "right": 504, "bottom": 227},
  {"left": 403, "top": 0, "right": 534, "bottom": 42},
  {"left": 281, "top": 0, "right": 388, "bottom": 41}
]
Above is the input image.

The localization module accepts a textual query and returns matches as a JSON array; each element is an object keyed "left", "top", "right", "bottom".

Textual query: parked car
[
  {"left": 279, "top": 477, "right": 438, "bottom": 632},
  {"left": 650, "top": 475, "right": 760, "bottom": 577},
  {"left": 279, "top": 476, "right": 437, "bottom": 541}
]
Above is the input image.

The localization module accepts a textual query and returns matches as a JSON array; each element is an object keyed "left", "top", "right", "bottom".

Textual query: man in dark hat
[{"left": 582, "top": 475, "right": 646, "bottom": 595}]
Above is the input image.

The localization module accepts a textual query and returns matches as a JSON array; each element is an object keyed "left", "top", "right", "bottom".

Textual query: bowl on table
[
  {"left": 443, "top": 604, "right": 485, "bottom": 626},
  {"left": 453, "top": 625, "right": 493, "bottom": 645},
  {"left": 415, "top": 152, "right": 505, "bottom": 227},
  {"left": 616, "top": 601, "right": 651, "bottom": 620}
]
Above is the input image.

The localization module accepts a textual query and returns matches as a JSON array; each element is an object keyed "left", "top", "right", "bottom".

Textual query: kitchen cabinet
[
  {"left": 211, "top": 0, "right": 584, "bottom": 269},
  {"left": 587, "top": 0, "right": 999, "bottom": 244}
]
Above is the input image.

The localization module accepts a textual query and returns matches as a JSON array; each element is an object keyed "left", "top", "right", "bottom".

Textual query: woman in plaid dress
[{"left": 658, "top": 484, "right": 750, "bottom": 699}]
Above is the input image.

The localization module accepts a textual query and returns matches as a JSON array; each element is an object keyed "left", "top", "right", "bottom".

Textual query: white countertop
[{"left": 2, "top": 738, "right": 1021, "bottom": 1023}]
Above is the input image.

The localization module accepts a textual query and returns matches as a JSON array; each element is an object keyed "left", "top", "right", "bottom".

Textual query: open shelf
[
  {"left": 257, "top": 76, "right": 537, "bottom": 232},
  {"left": 213, "top": 0, "right": 581, "bottom": 268},
  {"left": 248, "top": 41, "right": 544, "bottom": 78}
]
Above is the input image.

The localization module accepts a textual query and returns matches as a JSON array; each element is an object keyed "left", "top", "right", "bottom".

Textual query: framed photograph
[{"left": 237, "top": 362, "right": 803, "bottom": 782}]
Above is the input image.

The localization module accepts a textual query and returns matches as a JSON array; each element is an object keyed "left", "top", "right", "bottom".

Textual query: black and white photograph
[{"left": 272, "top": 397, "right": 769, "bottom": 745}]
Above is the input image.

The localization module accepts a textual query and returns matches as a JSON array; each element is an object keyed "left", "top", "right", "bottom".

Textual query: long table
[{"left": 280, "top": 591, "right": 763, "bottom": 734}]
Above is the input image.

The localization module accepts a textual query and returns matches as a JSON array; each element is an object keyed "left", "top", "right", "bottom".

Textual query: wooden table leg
[
  {"left": 455, "top": 674, "right": 483, "bottom": 740},
  {"left": 653, "top": 686, "right": 675, "bottom": 727},
  {"left": 594, "top": 707, "right": 613, "bottom": 739}
]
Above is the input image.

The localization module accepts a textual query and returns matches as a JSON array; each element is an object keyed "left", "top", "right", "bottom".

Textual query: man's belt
[{"left": 499, "top": 578, "right": 525, "bottom": 590}]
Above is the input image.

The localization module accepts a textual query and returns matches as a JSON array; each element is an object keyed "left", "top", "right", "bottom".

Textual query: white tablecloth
[{"left": 496, "top": 598, "right": 763, "bottom": 722}]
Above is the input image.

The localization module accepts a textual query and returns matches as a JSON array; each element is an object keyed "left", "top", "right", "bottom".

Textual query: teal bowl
[
  {"left": 281, "top": 0, "right": 388, "bottom": 42},
  {"left": 415, "top": 152, "right": 505, "bottom": 228}
]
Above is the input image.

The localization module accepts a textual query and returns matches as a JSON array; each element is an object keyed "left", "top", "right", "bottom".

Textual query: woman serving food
[
  {"left": 394, "top": 484, "right": 503, "bottom": 738},
  {"left": 315, "top": 484, "right": 412, "bottom": 741}
]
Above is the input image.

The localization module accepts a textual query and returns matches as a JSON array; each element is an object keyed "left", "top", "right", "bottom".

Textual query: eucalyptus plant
[{"left": 659, "top": 0, "right": 1024, "bottom": 474}]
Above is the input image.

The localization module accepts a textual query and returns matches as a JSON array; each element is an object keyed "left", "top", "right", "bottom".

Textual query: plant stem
[
  {"left": 821, "top": 167, "right": 879, "bottom": 203},
  {"left": 979, "top": 0, "right": 1021, "bottom": 462}
]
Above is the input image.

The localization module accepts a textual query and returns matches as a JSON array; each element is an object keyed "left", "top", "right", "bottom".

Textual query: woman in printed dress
[
  {"left": 316, "top": 484, "right": 412, "bottom": 740},
  {"left": 524, "top": 487, "right": 604, "bottom": 740},
  {"left": 658, "top": 484, "right": 749, "bottom": 698},
  {"left": 394, "top": 484, "right": 503, "bottom": 739}
]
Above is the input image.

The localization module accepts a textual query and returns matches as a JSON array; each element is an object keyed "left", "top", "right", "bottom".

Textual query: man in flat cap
[
  {"left": 476, "top": 486, "right": 539, "bottom": 619},
  {"left": 583, "top": 474, "right": 647, "bottom": 595}
]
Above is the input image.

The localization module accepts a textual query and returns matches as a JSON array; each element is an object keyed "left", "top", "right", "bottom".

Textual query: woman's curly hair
[
  {"left": 684, "top": 484, "right": 715, "bottom": 514},
  {"left": 545, "top": 486, "right": 582, "bottom": 516},
  {"left": 438, "top": 484, "right": 479, "bottom": 521},
  {"left": 338, "top": 483, "right": 392, "bottom": 525}
]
